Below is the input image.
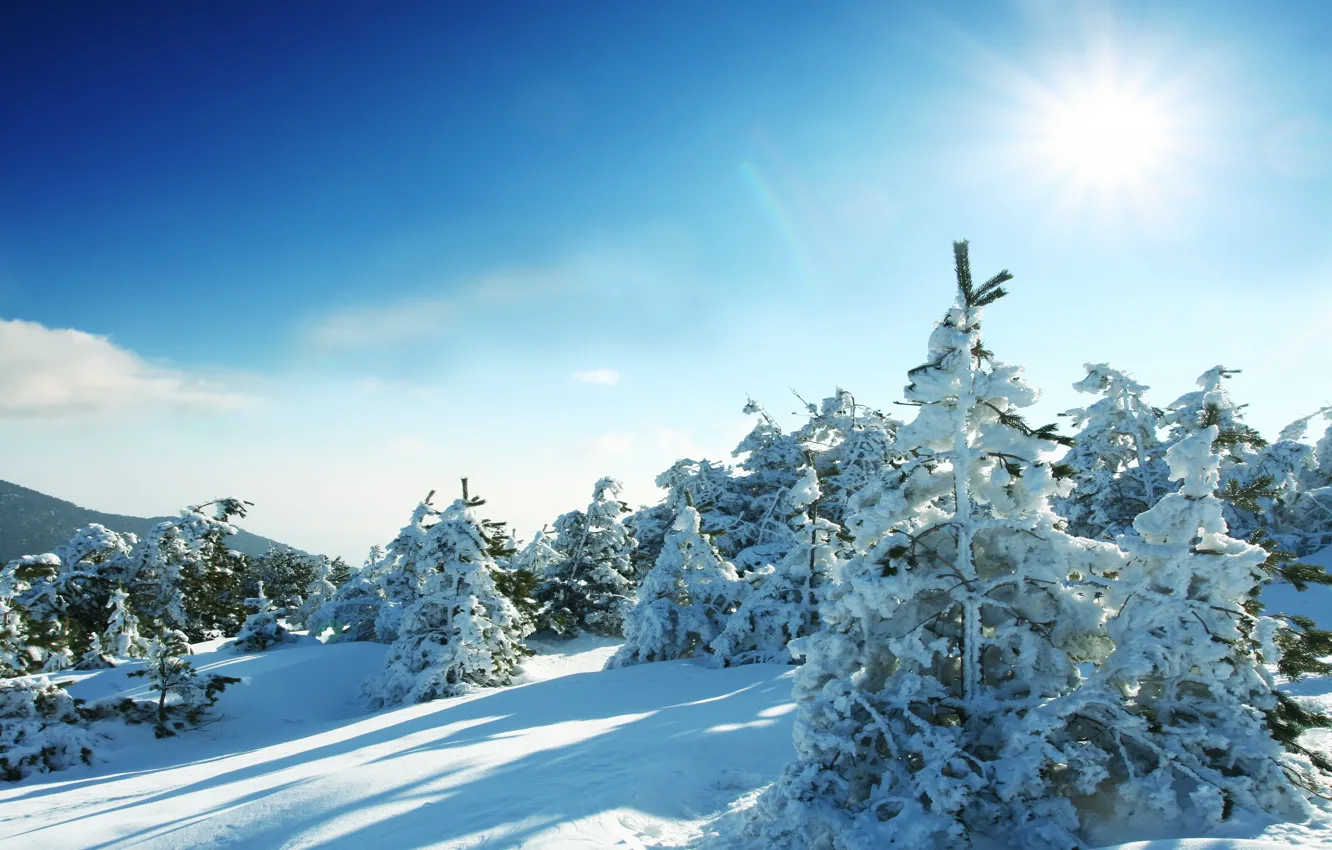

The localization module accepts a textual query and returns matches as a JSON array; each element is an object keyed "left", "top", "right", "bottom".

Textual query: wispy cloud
[
  {"left": 302, "top": 297, "right": 455, "bottom": 350},
  {"left": 0, "top": 318, "right": 250, "bottom": 419},
  {"left": 572, "top": 368, "right": 621, "bottom": 386}
]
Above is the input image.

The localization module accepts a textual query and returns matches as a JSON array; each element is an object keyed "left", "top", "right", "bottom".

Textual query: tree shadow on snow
[{"left": 13, "top": 660, "right": 796, "bottom": 849}]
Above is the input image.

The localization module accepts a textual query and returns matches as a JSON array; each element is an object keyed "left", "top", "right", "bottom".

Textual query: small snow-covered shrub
[
  {"left": 0, "top": 676, "right": 98, "bottom": 781},
  {"left": 232, "top": 584, "right": 295, "bottom": 652},
  {"left": 123, "top": 631, "right": 239, "bottom": 738}
]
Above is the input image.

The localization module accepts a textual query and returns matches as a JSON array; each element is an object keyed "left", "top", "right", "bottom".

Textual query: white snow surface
[{"left": 3, "top": 629, "right": 1331, "bottom": 849}]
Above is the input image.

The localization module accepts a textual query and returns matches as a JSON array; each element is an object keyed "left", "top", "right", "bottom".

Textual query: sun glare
[{"left": 1037, "top": 85, "right": 1175, "bottom": 191}]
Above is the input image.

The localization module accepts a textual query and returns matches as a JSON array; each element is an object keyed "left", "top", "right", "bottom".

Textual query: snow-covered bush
[
  {"left": 607, "top": 506, "right": 748, "bottom": 669},
  {"left": 748, "top": 242, "right": 1121, "bottom": 850},
  {"left": 124, "top": 630, "right": 239, "bottom": 738},
  {"left": 233, "top": 583, "right": 295, "bottom": 652},
  {"left": 0, "top": 676, "right": 98, "bottom": 782},
  {"left": 362, "top": 499, "right": 531, "bottom": 708}
]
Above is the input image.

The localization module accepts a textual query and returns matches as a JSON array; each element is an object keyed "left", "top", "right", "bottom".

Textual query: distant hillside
[{"left": 0, "top": 479, "right": 299, "bottom": 565}]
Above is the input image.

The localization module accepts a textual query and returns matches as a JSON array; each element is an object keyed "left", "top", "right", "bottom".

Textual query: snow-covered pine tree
[
  {"left": 49, "top": 524, "right": 135, "bottom": 659},
  {"left": 296, "top": 558, "right": 339, "bottom": 630},
  {"left": 74, "top": 633, "right": 115, "bottom": 670},
  {"left": 460, "top": 479, "right": 540, "bottom": 637},
  {"left": 0, "top": 588, "right": 24, "bottom": 678},
  {"left": 534, "top": 478, "right": 637, "bottom": 637},
  {"left": 233, "top": 582, "right": 295, "bottom": 652},
  {"left": 654, "top": 459, "right": 755, "bottom": 562},
  {"left": 791, "top": 387, "right": 902, "bottom": 534},
  {"left": 326, "top": 556, "right": 354, "bottom": 587},
  {"left": 606, "top": 505, "right": 748, "bottom": 669},
  {"left": 307, "top": 545, "right": 392, "bottom": 643},
  {"left": 124, "top": 630, "right": 239, "bottom": 738},
  {"left": 4, "top": 555, "right": 72, "bottom": 673},
  {"left": 101, "top": 587, "right": 146, "bottom": 660},
  {"left": 1084, "top": 424, "right": 1325, "bottom": 826},
  {"left": 625, "top": 502, "right": 673, "bottom": 583},
  {"left": 1054, "top": 363, "right": 1169, "bottom": 540},
  {"left": 245, "top": 544, "right": 318, "bottom": 615},
  {"left": 372, "top": 495, "right": 441, "bottom": 642},
  {"left": 749, "top": 242, "right": 1119, "bottom": 850},
  {"left": 729, "top": 399, "right": 809, "bottom": 574},
  {"left": 128, "top": 498, "right": 252, "bottom": 641},
  {"left": 362, "top": 498, "right": 531, "bottom": 708},
  {"left": 711, "top": 467, "right": 833, "bottom": 667},
  {"left": 0, "top": 676, "right": 98, "bottom": 782}
]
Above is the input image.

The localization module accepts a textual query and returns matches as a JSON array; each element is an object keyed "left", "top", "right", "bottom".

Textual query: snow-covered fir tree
[
  {"left": 125, "top": 630, "right": 239, "bottom": 738},
  {"left": 100, "top": 587, "right": 146, "bottom": 660},
  {"left": 625, "top": 502, "right": 673, "bottom": 583},
  {"left": 654, "top": 459, "right": 755, "bottom": 562},
  {"left": 233, "top": 583, "right": 295, "bottom": 652},
  {"left": 1054, "top": 363, "right": 1169, "bottom": 540},
  {"left": 362, "top": 499, "right": 530, "bottom": 708},
  {"left": 749, "top": 242, "right": 1120, "bottom": 850},
  {"left": 534, "top": 478, "right": 637, "bottom": 637},
  {"left": 74, "top": 633, "right": 115, "bottom": 670},
  {"left": 1082, "top": 424, "right": 1324, "bottom": 826},
  {"left": 307, "top": 545, "right": 392, "bottom": 643},
  {"left": 127, "top": 498, "right": 251, "bottom": 641},
  {"left": 244, "top": 544, "right": 318, "bottom": 614},
  {"left": 711, "top": 467, "right": 834, "bottom": 667},
  {"left": 0, "top": 677, "right": 98, "bottom": 782},
  {"left": 372, "top": 495, "right": 441, "bottom": 642},
  {"left": 296, "top": 558, "right": 339, "bottom": 630},
  {"left": 728, "top": 399, "right": 809, "bottom": 573},
  {"left": 3, "top": 554, "right": 73, "bottom": 673},
  {"left": 606, "top": 505, "right": 748, "bottom": 669},
  {"left": 791, "top": 387, "right": 902, "bottom": 534}
]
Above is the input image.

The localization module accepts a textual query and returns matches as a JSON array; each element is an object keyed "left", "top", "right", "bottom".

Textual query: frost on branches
[
  {"left": 606, "top": 505, "right": 748, "bottom": 669},
  {"left": 362, "top": 499, "right": 530, "bottom": 709},
  {"left": 712, "top": 467, "right": 834, "bottom": 666},
  {"left": 534, "top": 478, "right": 637, "bottom": 637},
  {"left": 750, "top": 242, "right": 1119, "bottom": 850},
  {"left": 1055, "top": 363, "right": 1168, "bottom": 541},
  {"left": 1080, "top": 425, "right": 1320, "bottom": 826}
]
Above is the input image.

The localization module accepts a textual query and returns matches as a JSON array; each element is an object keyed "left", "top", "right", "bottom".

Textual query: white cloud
[
  {"left": 572, "top": 368, "right": 621, "bottom": 386},
  {"left": 0, "top": 318, "right": 249, "bottom": 419}
]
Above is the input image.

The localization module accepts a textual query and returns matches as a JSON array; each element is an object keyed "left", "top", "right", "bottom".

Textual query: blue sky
[{"left": 1, "top": 1, "right": 1329, "bottom": 559}]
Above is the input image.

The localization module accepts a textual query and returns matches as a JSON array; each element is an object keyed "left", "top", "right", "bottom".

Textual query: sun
[{"left": 1035, "top": 84, "right": 1176, "bottom": 192}]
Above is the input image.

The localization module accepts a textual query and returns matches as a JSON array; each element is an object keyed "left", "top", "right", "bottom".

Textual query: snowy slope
[
  {"left": 3, "top": 629, "right": 1331, "bottom": 849},
  {"left": 0, "top": 636, "right": 796, "bottom": 849}
]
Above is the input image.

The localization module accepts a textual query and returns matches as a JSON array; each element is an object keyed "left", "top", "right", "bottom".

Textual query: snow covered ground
[{"left": 3, "top": 606, "right": 1332, "bottom": 850}]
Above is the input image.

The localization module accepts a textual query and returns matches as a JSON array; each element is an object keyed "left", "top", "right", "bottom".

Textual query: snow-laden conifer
[
  {"left": 233, "top": 583, "right": 295, "bottom": 652},
  {"left": 296, "top": 558, "right": 338, "bottom": 630},
  {"left": 791, "top": 388, "right": 902, "bottom": 533},
  {"left": 729, "top": 399, "right": 808, "bottom": 572},
  {"left": 308, "top": 545, "right": 391, "bottom": 642},
  {"left": 362, "top": 499, "right": 530, "bottom": 708},
  {"left": 125, "top": 630, "right": 239, "bottom": 738},
  {"left": 711, "top": 468, "right": 833, "bottom": 666},
  {"left": 370, "top": 496, "right": 440, "bottom": 642},
  {"left": 4, "top": 555, "right": 73, "bottom": 673},
  {"left": 749, "top": 242, "right": 1119, "bottom": 850},
  {"left": 1055, "top": 363, "right": 1168, "bottom": 540},
  {"left": 1082, "top": 425, "right": 1323, "bottom": 825},
  {"left": 607, "top": 505, "right": 748, "bottom": 669},
  {"left": 101, "top": 587, "right": 146, "bottom": 660},
  {"left": 654, "top": 460, "right": 754, "bottom": 562},
  {"left": 534, "top": 478, "right": 637, "bottom": 637}
]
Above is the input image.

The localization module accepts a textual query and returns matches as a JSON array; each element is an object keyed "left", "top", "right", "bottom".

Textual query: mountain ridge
[{"left": 0, "top": 478, "right": 300, "bottom": 564}]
